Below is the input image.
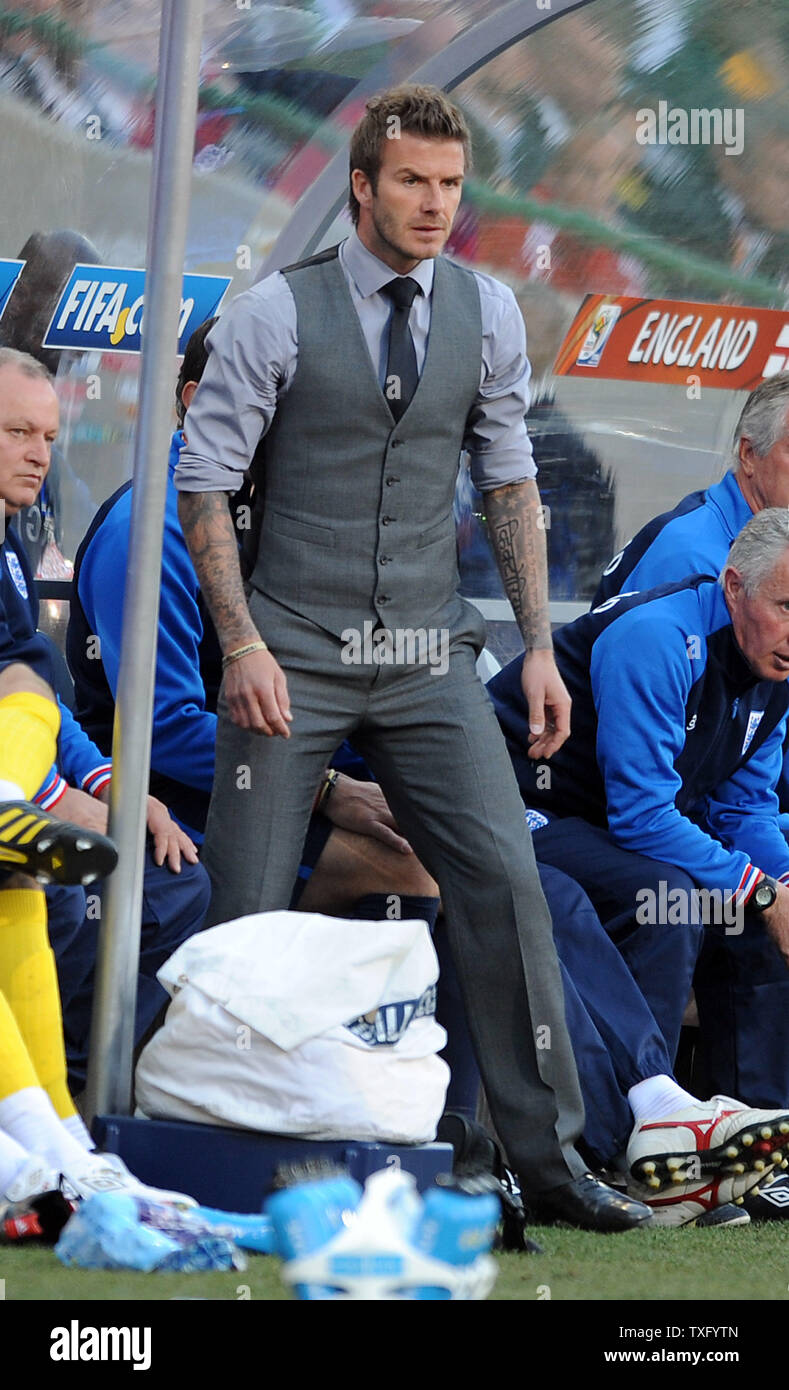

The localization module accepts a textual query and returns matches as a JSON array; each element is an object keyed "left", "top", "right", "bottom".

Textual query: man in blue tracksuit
[
  {"left": 593, "top": 373, "right": 789, "bottom": 816},
  {"left": 489, "top": 508, "right": 789, "bottom": 1114},
  {"left": 592, "top": 374, "right": 789, "bottom": 614}
]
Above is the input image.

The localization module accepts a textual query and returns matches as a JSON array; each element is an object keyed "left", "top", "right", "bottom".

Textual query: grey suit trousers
[{"left": 203, "top": 590, "right": 587, "bottom": 1191}]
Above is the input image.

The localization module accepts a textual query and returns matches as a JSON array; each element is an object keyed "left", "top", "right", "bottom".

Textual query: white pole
[{"left": 84, "top": 0, "right": 205, "bottom": 1120}]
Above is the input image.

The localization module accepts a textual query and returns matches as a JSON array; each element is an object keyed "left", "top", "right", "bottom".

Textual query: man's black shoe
[
  {"left": 0, "top": 800, "right": 118, "bottom": 885},
  {"left": 524, "top": 1173, "right": 654, "bottom": 1232},
  {"left": 742, "top": 1172, "right": 789, "bottom": 1221}
]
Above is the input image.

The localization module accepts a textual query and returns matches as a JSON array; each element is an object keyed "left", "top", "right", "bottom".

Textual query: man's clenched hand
[
  {"left": 224, "top": 647, "right": 292, "bottom": 737},
  {"left": 520, "top": 648, "right": 572, "bottom": 760}
]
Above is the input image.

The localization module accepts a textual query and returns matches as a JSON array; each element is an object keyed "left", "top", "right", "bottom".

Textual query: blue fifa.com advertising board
[{"left": 42, "top": 265, "right": 232, "bottom": 355}]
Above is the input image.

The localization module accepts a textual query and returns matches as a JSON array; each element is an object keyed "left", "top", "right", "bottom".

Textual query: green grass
[{"left": 4, "top": 1223, "right": 789, "bottom": 1301}]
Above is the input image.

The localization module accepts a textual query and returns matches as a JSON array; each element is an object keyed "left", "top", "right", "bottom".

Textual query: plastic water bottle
[
  {"left": 136, "top": 1199, "right": 276, "bottom": 1255},
  {"left": 266, "top": 1176, "right": 363, "bottom": 1300},
  {"left": 411, "top": 1182, "right": 500, "bottom": 1300},
  {"left": 190, "top": 1206, "right": 276, "bottom": 1254}
]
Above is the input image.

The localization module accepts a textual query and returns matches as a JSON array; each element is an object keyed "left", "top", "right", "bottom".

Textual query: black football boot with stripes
[{"left": 0, "top": 800, "right": 117, "bottom": 885}]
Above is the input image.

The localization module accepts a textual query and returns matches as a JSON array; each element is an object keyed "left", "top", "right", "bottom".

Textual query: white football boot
[
  {"left": 3, "top": 1153, "right": 60, "bottom": 1206},
  {"left": 1, "top": 1155, "right": 75, "bottom": 1243},
  {"left": 59, "top": 1152, "right": 196, "bottom": 1209},
  {"left": 626, "top": 1095, "right": 789, "bottom": 1226}
]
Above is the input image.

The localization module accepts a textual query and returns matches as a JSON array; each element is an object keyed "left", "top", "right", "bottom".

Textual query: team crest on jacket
[
  {"left": 5, "top": 551, "right": 27, "bottom": 599},
  {"left": 741, "top": 710, "right": 764, "bottom": 756}
]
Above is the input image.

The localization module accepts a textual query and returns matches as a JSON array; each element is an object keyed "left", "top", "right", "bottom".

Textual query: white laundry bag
[{"left": 135, "top": 910, "right": 450, "bottom": 1144}]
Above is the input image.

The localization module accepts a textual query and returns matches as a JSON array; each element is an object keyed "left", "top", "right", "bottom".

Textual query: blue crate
[{"left": 91, "top": 1115, "right": 453, "bottom": 1213}]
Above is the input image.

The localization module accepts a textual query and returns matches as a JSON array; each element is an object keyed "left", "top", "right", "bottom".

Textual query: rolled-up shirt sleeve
[
  {"left": 465, "top": 274, "right": 536, "bottom": 493},
  {"left": 175, "top": 275, "right": 298, "bottom": 493}
]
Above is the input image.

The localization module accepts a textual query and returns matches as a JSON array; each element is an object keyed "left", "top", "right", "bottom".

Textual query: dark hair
[
  {"left": 175, "top": 316, "right": 218, "bottom": 425},
  {"left": 348, "top": 84, "right": 471, "bottom": 226},
  {"left": 0, "top": 229, "right": 102, "bottom": 374}
]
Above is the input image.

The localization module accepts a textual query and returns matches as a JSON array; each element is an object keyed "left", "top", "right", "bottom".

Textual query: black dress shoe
[{"left": 524, "top": 1173, "right": 654, "bottom": 1232}]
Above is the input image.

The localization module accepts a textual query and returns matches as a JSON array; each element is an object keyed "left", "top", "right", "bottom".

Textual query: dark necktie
[{"left": 381, "top": 277, "right": 420, "bottom": 422}]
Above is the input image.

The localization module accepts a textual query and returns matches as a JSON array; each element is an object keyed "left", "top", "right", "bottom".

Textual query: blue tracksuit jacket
[
  {"left": 588, "top": 469, "right": 789, "bottom": 812},
  {"left": 68, "top": 433, "right": 221, "bottom": 834},
  {"left": 591, "top": 470, "right": 751, "bottom": 609},
  {"left": 488, "top": 575, "right": 789, "bottom": 901}
]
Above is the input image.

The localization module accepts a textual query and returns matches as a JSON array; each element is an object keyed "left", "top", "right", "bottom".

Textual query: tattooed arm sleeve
[
  {"left": 177, "top": 491, "right": 260, "bottom": 654},
  {"left": 484, "top": 478, "right": 552, "bottom": 651}
]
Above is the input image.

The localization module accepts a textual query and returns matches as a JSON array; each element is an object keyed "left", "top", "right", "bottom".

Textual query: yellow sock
[
  {"left": 0, "top": 691, "right": 60, "bottom": 800},
  {"left": 0, "top": 888, "right": 76, "bottom": 1119},
  {"left": 0, "top": 988, "right": 39, "bottom": 1100}
]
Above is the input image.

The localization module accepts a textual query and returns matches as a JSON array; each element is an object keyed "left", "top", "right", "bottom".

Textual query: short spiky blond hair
[{"left": 348, "top": 84, "right": 471, "bottom": 226}]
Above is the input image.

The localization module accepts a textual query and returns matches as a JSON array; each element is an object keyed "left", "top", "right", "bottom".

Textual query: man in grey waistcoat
[{"left": 175, "top": 84, "right": 651, "bottom": 1230}]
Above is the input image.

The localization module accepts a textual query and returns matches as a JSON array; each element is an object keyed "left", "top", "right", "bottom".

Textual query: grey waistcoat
[{"left": 249, "top": 245, "right": 483, "bottom": 638}]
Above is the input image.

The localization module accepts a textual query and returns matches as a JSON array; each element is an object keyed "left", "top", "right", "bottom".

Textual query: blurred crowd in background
[
  {"left": 2, "top": 0, "right": 786, "bottom": 310},
  {"left": 0, "top": 0, "right": 786, "bottom": 626}
]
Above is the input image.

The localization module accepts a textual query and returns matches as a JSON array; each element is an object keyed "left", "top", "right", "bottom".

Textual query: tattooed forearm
[
  {"left": 485, "top": 478, "right": 552, "bottom": 649},
  {"left": 177, "top": 491, "right": 260, "bottom": 651}
]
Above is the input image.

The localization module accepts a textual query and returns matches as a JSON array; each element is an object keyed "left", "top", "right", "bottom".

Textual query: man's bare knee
[
  {"left": 0, "top": 663, "right": 55, "bottom": 704},
  {"left": 389, "top": 854, "right": 438, "bottom": 898},
  {"left": 301, "top": 827, "right": 439, "bottom": 912}
]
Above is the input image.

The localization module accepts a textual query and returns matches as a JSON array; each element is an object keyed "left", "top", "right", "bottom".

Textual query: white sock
[
  {"left": 0, "top": 1126, "right": 33, "bottom": 1194},
  {"left": 0, "top": 779, "right": 26, "bottom": 803},
  {"left": 61, "top": 1112, "right": 93, "bottom": 1151},
  {"left": 0, "top": 1088, "right": 90, "bottom": 1169},
  {"left": 628, "top": 1075, "right": 700, "bottom": 1122}
]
